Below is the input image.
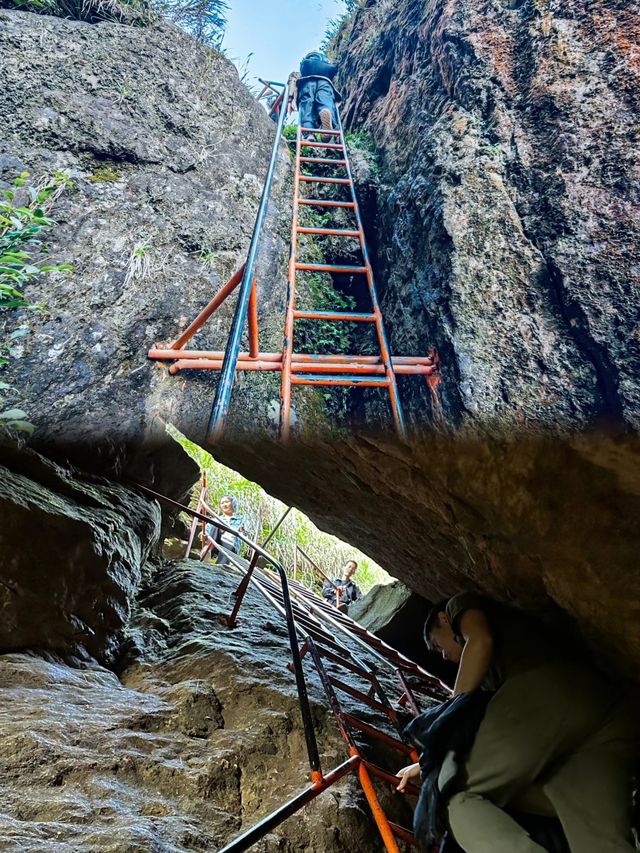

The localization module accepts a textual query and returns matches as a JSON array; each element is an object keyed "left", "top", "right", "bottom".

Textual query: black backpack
[{"left": 300, "top": 53, "right": 337, "bottom": 79}]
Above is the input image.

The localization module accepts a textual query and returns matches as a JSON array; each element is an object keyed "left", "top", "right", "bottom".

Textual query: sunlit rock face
[
  {"left": 332, "top": 0, "right": 640, "bottom": 431},
  {"left": 0, "top": 8, "right": 291, "bottom": 474}
]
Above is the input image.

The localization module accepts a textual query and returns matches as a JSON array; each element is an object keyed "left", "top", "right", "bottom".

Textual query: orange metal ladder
[
  {"left": 147, "top": 85, "right": 441, "bottom": 442},
  {"left": 139, "top": 483, "right": 449, "bottom": 852},
  {"left": 251, "top": 566, "right": 449, "bottom": 851},
  {"left": 281, "top": 116, "right": 407, "bottom": 440}
]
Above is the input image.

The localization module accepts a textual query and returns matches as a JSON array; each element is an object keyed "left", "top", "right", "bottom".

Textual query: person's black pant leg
[
  {"left": 297, "top": 81, "right": 317, "bottom": 128},
  {"left": 315, "top": 79, "right": 338, "bottom": 126}
]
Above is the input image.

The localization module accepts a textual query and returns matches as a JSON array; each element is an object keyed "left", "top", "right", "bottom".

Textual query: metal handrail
[
  {"left": 132, "top": 483, "right": 320, "bottom": 777},
  {"left": 132, "top": 482, "right": 444, "bottom": 851},
  {"left": 206, "top": 79, "right": 291, "bottom": 442}
]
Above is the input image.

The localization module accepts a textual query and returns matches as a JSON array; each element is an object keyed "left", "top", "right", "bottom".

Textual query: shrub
[{"left": 0, "top": 171, "right": 73, "bottom": 435}]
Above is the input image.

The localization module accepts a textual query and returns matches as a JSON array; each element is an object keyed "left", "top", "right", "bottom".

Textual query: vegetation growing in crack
[
  {"left": 321, "top": 0, "right": 364, "bottom": 57},
  {"left": 1, "top": 0, "right": 153, "bottom": 24},
  {"left": 0, "top": 171, "right": 73, "bottom": 435}
]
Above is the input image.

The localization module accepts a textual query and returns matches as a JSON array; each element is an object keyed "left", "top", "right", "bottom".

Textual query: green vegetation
[
  {"left": 3, "top": 0, "right": 153, "bottom": 25},
  {"left": 89, "top": 165, "right": 122, "bottom": 183},
  {"left": 1, "top": 0, "right": 227, "bottom": 45},
  {"left": 0, "top": 170, "right": 73, "bottom": 435},
  {"left": 123, "top": 238, "right": 152, "bottom": 288},
  {"left": 321, "top": 0, "right": 364, "bottom": 57},
  {"left": 345, "top": 129, "right": 382, "bottom": 176},
  {"left": 156, "top": 0, "right": 227, "bottom": 48},
  {"left": 166, "top": 422, "right": 392, "bottom": 594}
]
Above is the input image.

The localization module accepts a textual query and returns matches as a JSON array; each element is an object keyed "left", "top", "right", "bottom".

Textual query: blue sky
[{"left": 222, "top": 0, "right": 347, "bottom": 90}]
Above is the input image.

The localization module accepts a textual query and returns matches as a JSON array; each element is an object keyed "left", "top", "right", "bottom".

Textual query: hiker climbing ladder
[
  {"left": 220, "top": 559, "right": 450, "bottom": 853},
  {"left": 147, "top": 80, "right": 441, "bottom": 441}
]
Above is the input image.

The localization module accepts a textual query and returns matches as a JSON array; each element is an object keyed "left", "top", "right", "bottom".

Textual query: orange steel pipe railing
[
  {"left": 358, "top": 759, "right": 401, "bottom": 853},
  {"left": 168, "top": 265, "right": 246, "bottom": 351},
  {"left": 279, "top": 122, "right": 302, "bottom": 441},
  {"left": 166, "top": 359, "right": 437, "bottom": 376},
  {"left": 248, "top": 277, "right": 259, "bottom": 359},
  {"left": 149, "top": 348, "right": 437, "bottom": 366}
]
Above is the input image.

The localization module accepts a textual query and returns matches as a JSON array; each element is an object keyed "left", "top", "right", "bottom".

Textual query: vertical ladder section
[{"left": 279, "top": 116, "right": 407, "bottom": 442}]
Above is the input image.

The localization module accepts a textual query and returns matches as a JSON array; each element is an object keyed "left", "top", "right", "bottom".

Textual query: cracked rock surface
[
  {"left": 0, "top": 448, "right": 160, "bottom": 664},
  {"left": 334, "top": 0, "right": 640, "bottom": 431}
]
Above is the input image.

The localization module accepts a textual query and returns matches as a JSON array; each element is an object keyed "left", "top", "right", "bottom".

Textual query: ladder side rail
[
  {"left": 283, "top": 570, "right": 447, "bottom": 692},
  {"left": 206, "top": 80, "right": 290, "bottom": 443},
  {"left": 306, "top": 637, "right": 402, "bottom": 853},
  {"left": 288, "top": 576, "right": 450, "bottom": 694},
  {"left": 136, "top": 485, "right": 421, "bottom": 853},
  {"left": 336, "top": 105, "right": 407, "bottom": 439},
  {"left": 279, "top": 122, "right": 303, "bottom": 441}
]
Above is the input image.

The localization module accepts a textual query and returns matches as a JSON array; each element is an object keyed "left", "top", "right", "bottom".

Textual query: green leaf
[
  {"left": 9, "top": 420, "right": 35, "bottom": 433},
  {"left": 0, "top": 408, "right": 28, "bottom": 419}
]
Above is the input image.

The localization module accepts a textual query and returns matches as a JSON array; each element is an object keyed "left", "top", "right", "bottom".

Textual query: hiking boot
[{"left": 319, "top": 108, "right": 333, "bottom": 130}]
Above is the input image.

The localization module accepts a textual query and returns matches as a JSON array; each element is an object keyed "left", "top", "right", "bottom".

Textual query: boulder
[
  {"left": 219, "top": 431, "right": 640, "bottom": 687},
  {"left": 0, "top": 447, "right": 160, "bottom": 663},
  {"left": 349, "top": 580, "right": 458, "bottom": 685},
  {"left": 332, "top": 0, "right": 640, "bottom": 430},
  {"left": 0, "top": 9, "right": 291, "bottom": 481}
]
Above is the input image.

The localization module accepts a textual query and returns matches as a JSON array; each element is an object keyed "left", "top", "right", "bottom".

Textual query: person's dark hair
[
  {"left": 345, "top": 559, "right": 358, "bottom": 570},
  {"left": 423, "top": 599, "right": 450, "bottom": 649}
]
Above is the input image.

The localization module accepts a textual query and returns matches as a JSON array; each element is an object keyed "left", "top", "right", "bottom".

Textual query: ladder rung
[
  {"left": 328, "top": 676, "right": 390, "bottom": 713},
  {"left": 301, "top": 128, "right": 342, "bottom": 136},
  {"left": 289, "top": 353, "right": 436, "bottom": 366},
  {"left": 363, "top": 761, "right": 421, "bottom": 797},
  {"left": 297, "top": 199, "right": 355, "bottom": 208},
  {"left": 313, "top": 646, "right": 376, "bottom": 682},
  {"left": 299, "top": 156, "right": 348, "bottom": 166},
  {"left": 292, "top": 373, "right": 389, "bottom": 387},
  {"left": 296, "top": 226, "right": 361, "bottom": 237},
  {"left": 342, "top": 713, "right": 415, "bottom": 756},
  {"left": 301, "top": 626, "right": 350, "bottom": 655},
  {"left": 389, "top": 822, "right": 419, "bottom": 847},
  {"left": 293, "top": 310, "right": 375, "bottom": 322},
  {"left": 295, "top": 263, "right": 367, "bottom": 274},
  {"left": 296, "top": 141, "right": 345, "bottom": 151},
  {"left": 299, "top": 175, "right": 351, "bottom": 185},
  {"left": 291, "top": 362, "right": 391, "bottom": 376},
  {"left": 313, "top": 640, "right": 355, "bottom": 661}
]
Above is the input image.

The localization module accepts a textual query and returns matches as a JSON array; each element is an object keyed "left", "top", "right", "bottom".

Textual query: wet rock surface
[
  {"left": 333, "top": 0, "right": 640, "bottom": 431},
  {"left": 0, "top": 447, "right": 160, "bottom": 664},
  {"left": 0, "top": 559, "right": 408, "bottom": 852}
]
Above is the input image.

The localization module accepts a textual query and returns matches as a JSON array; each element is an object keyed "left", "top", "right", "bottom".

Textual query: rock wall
[
  {"left": 0, "top": 9, "right": 292, "bottom": 478},
  {"left": 0, "top": 447, "right": 160, "bottom": 664},
  {"left": 333, "top": 0, "right": 640, "bottom": 431},
  {"left": 0, "top": 556, "right": 415, "bottom": 851},
  {"left": 219, "top": 431, "right": 640, "bottom": 688}
]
